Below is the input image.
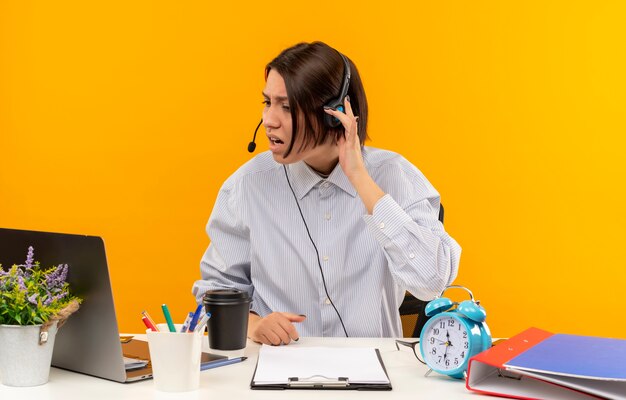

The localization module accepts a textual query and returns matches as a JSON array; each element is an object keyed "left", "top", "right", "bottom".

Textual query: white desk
[{"left": 0, "top": 337, "right": 483, "bottom": 399}]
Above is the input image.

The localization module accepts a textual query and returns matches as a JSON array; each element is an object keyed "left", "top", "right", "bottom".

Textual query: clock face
[{"left": 421, "top": 315, "right": 471, "bottom": 372}]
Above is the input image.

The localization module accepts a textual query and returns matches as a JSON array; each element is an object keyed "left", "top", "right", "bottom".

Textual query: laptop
[{"left": 0, "top": 228, "right": 154, "bottom": 382}]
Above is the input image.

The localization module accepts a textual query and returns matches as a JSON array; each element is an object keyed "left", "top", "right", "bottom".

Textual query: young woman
[{"left": 192, "top": 42, "right": 461, "bottom": 345}]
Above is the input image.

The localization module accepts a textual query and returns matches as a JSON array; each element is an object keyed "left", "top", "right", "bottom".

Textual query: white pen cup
[{"left": 146, "top": 323, "right": 203, "bottom": 392}]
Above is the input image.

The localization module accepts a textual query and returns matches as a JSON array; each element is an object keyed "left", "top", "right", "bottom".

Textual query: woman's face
[{"left": 262, "top": 69, "right": 338, "bottom": 173}]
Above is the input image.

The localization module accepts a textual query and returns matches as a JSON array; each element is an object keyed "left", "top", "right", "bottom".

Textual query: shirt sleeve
[
  {"left": 191, "top": 180, "right": 267, "bottom": 315},
  {"left": 362, "top": 167, "right": 462, "bottom": 301}
]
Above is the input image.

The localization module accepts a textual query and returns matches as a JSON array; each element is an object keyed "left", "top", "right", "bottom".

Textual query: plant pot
[{"left": 0, "top": 321, "right": 58, "bottom": 387}]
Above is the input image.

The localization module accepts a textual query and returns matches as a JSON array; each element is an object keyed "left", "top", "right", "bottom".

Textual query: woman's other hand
[{"left": 247, "top": 312, "right": 306, "bottom": 345}]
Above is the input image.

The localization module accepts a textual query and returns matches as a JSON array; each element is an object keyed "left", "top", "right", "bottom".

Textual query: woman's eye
[
  {"left": 262, "top": 100, "right": 270, "bottom": 107},
  {"left": 282, "top": 104, "right": 290, "bottom": 111}
]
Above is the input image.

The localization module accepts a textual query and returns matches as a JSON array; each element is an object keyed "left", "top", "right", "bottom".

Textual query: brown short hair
[{"left": 265, "top": 41, "right": 369, "bottom": 157}]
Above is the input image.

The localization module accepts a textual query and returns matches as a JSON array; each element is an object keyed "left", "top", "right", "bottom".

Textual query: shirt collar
[{"left": 287, "top": 161, "right": 357, "bottom": 200}]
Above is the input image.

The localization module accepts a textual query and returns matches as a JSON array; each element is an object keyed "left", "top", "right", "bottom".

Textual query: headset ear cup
[
  {"left": 324, "top": 102, "right": 342, "bottom": 128},
  {"left": 324, "top": 111, "right": 338, "bottom": 128}
]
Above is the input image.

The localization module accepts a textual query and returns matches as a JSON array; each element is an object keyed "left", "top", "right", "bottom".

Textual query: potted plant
[{"left": 0, "top": 246, "right": 81, "bottom": 386}]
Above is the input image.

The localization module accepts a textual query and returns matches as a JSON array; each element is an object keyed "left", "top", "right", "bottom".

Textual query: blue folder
[
  {"left": 505, "top": 334, "right": 626, "bottom": 380},
  {"left": 503, "top": 333, "right": 626, "bottom": 399}
]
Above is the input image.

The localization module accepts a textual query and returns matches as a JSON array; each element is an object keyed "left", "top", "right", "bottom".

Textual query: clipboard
[{"left": 250, "top": 346, "right": 392, "bottom": 390}]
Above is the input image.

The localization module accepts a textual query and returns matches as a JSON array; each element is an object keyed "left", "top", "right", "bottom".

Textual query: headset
[
  {"left": 246, "top": 52, "right": 352, "bottom": 336},
  {"left": 323, "top": 53, "right": 351, "bottom": 128}
]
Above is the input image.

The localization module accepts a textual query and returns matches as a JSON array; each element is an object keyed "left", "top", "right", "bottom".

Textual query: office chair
[{"left": 398, "top": 203, "right": 444, "bottom": 338}]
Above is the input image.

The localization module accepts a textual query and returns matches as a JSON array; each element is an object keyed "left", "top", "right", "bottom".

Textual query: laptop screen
[{"left": 0, "top": 228, "right": 147, "bottom": 382}]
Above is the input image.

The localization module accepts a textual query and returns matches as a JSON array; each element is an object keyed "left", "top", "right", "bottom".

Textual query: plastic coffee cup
[
  {"left": 146, "top": 323, "right": 202, "bottom": 392},
  {"left": 202, "top": 289, "right": 251, "bottom": 355}
]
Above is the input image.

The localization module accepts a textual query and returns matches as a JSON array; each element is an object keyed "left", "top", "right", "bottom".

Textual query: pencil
[
  {"left": 141, "top": 310, "right": 159, "bottom": 332},
  {"left": 141, "top": 315, "right": 158, "bottom": 332}
]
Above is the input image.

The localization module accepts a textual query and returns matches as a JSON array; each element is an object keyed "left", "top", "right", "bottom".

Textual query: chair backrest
[{"left": 399, "top": 203, "right": 444, "bottom": 337}]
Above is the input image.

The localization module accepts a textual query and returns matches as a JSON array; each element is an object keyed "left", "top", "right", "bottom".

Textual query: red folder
[{"left": 465, "top": 327, "right": 602, "bottom": 400}]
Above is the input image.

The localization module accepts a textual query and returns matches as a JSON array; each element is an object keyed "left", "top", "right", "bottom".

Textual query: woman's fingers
[
  {"left": 343, "top": 95, "right": 355, "bottom": 118},
  {"left": 260, "top": 332, "right": 281, "bottom": 345},
  {"left": 277, "top": 315, "right": 301, "bottom": 342},
  {"left": 324, "top": 107, "right": 350, "bottom": 127}
]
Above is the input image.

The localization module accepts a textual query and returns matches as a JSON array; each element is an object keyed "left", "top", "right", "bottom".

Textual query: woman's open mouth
[
  {"left": 268, "top": 136, "right": 286, "bottom": 153},
  {"left": 268, "top": 136, "right": 284, "bottom": 145}
]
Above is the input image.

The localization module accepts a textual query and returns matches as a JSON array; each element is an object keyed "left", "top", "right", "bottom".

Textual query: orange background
[{"left": 1, "top": 1, "right": 625, "bottom": 338}]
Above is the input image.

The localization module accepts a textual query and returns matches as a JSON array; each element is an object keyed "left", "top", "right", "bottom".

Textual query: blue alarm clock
[{"left": 419, "top": 285, "right": 492, "bottom": 379}]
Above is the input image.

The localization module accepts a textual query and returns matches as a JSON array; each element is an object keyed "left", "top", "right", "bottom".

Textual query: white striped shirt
[{"left": 192, "top": 147, "right": 461, "bottom": 338}]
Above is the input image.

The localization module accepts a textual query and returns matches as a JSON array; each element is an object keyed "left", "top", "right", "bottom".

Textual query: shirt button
[
  {"left": 322, "top": 255, "right": 329, "bottom": 261},
  {"left": 322, "top": 182, "right": 330, "bottom": 188},
  {"left": 324, "top": 213, "right": 331, "bottom": 220},
  {"left": 325, "top": 298, "right": 331, "bottom": 305},
  {"left": 409, "top": 253, "right": 415, "bottom": 259},
  {"left": 379, "top": 222, "right": 385, "bottom": 229}
]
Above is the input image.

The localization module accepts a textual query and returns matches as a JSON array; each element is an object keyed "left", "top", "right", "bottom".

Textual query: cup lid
[{"left": 203, "top": 289, "right": 250, "bottom": 303}]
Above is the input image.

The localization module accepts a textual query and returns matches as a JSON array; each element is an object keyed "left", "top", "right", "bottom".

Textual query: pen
[
  {"left": 161, "top": 304, "right": 176, "bottom": 332},
  {"left": 192, "top": 312, "right": 211, "bottom": 333},
  {"left": 180, "top": 311, "right": 194, "bottom": 333},
  {"left": 141, "top": 316, "right": 158, "bottom": 332},
  {"left": 188, "top": 304, "right": 203, "bottom": 332},
  {"left": 141, "top": 310, "right": 159, "bottom": 331},
  {"left": 201, "top": 356, "right": 247, "bottom": 371}
]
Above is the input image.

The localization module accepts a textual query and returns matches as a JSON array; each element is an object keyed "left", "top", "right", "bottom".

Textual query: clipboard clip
[{"left": 288, "top": 375, "right": 349, "bottom": 388}]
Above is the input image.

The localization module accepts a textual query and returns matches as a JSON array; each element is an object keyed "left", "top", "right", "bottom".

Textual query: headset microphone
[{"left": 248, "top": 119, "right": 263, "bottom": 153}]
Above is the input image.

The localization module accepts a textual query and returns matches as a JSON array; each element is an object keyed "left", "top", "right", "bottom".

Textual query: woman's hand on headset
[
  {"left": 324, "top": 96, "right": 364, "bottom": 181},
  {"left": 324, "top": 96, "right": 385, "bottom": 214}
]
